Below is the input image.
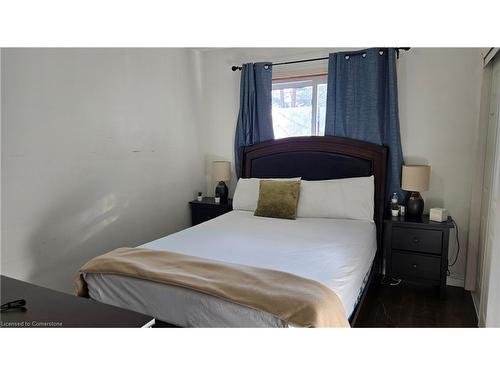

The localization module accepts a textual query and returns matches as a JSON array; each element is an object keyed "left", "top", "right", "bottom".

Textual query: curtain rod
[{"left": 231, "top": 47, "right": 410, "bottom": 71}]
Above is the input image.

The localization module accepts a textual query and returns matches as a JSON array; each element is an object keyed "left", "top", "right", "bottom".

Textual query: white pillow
[
  {"left": 296, "top": 176, "right": 374, "bottom": 221},
  {"left": 232, "top": 177, "right": 301, "bottom": 212}
]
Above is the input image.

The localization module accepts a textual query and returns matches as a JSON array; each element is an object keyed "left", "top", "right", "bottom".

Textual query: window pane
[
  {"left": 272, "top": 86, "right": 313, "bottom": 139},
  {"left": 316, "top": 83, "right": 327, "bottom": 136}
]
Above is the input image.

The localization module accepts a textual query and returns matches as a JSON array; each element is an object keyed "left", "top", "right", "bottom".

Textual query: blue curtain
[
  {"left": 325, "top": 48, "right": 404, "bottom": 202},
  {"left": 234, "top": 62, "right": 274, "bottom": 177}
]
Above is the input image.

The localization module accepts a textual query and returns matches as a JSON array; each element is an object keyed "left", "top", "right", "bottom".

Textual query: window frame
[{"left": 271, "top": 74, "right": 328, "bottom": 137}]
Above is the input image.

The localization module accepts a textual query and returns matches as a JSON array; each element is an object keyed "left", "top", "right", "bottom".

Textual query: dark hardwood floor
[
  {"left": 354, "top": 281, "right": 478, "bottom": 328},
  {"left": 154, "top": 281, "right": 478, "bottom": 328}
]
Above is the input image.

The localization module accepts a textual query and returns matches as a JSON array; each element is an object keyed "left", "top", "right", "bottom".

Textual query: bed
[{"left": 83, "top": 136, "right": 387, "bottom": 327}]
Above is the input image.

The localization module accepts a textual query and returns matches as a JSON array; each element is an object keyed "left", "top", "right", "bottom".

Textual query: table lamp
[
  {"left": 402, "top": 165, "right": 430, "bottom": 218},
  {"left": 212, "top": 161, "right": 231, "bottom": 204}
]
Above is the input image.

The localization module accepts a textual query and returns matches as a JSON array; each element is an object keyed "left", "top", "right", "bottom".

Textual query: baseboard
[
  {"left": 446, "top": 276, "right": 464, "bottom": 288},
  {"left": 471, "top": 291, "right": 480, "bottom": 323}
]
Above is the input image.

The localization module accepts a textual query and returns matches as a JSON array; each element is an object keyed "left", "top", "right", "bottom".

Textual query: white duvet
[{"left": 85, "top": 210, "right": 377, "bottom": 327}]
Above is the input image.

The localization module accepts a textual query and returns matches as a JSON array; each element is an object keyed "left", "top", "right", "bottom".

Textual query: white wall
[
  {"left": 398, "top": 48, "right": 483, "bottom": 283},
  {"left": 1, "top": 48, "right": 205, "bottom": 293},
  {"left": 196, "top": 48, "right": 484, "bottom": 284}
]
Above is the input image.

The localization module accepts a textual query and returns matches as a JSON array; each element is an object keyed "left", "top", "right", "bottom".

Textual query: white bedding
[{"left": 85, "top": 210, "right": 377, "bottom": 327}]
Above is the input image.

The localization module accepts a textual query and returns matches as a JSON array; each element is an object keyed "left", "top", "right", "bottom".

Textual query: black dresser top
[
  {"left": 189, "top": 197, "right": 233, "bottom": 206},
  {"left": 385, "top": 214, "right": 454, "bottom": 229},
  {"left": 1, "top": 275, "right": 155, "bottom": 328}
]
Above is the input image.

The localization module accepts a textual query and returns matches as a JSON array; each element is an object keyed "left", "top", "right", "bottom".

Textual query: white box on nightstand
[{"left": 429, "top": 208, "right": 448, "bottom": 222}]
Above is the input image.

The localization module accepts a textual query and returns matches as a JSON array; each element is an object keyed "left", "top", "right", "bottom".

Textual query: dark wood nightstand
[
  {"left": 189, "top": 197, "right": 233, "bottom": 226},
  {"left": 384, "top": 215, "right": 454, "bottom": 297}
]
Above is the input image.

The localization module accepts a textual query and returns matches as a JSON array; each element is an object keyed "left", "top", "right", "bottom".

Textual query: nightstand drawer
[
  {"left": 392, "top": 227, "right": 442, "bottom": 254},
  {"left": 196, "top": 208, "right": 221, "bottom": 221},
  {"left": 189, "top": 198, "right": 233, "bottom": 226},
  {"left": 391, "top": 251, "right": 441, "bottom": 281},
  {"left": 192, "top": 207, "right": 225, "bottom": 224}
]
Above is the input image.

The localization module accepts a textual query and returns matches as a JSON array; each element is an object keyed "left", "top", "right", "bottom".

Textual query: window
[{"left": 271, "top": 75, "right": 327, "bottom": 139}]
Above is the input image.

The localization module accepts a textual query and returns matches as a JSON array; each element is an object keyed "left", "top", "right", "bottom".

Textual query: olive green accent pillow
[{"left": 254, "top": 180, "right": 301, "bottom": 220}]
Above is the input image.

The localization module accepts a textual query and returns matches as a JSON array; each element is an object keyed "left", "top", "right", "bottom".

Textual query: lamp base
[
  {"left": 215, "top": 181, "right": 228, "bottom": 204},
  {"left": 406, "top": 191, "right": 424, "bottom": 218}
]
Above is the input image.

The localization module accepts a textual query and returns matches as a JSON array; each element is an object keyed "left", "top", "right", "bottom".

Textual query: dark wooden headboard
[{"left": 241, "top": 136, "right": 388, "bottom": 270}]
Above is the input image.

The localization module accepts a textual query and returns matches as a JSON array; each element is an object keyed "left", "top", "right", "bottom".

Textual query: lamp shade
[
  {"left": 212, "top": 161, "right": 231, "bottom": 182},
  {"left": 402, "top": 165, "right": 430, "bottom": 192}
]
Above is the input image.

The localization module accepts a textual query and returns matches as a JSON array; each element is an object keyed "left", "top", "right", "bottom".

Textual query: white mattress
[{"left": 85, "top": 210, "right": 376, "bottom": 327}]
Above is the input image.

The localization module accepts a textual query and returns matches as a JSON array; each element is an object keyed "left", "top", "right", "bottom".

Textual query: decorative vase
[{"left": 215, "top": 181, "right": 228, "bottom": 204}]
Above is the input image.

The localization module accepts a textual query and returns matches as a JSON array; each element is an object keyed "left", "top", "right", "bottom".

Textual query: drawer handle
[
  {"left": 412, "top": 237, "right": 420, "bottom": 244},
  {"left": 412, "top": 263, "right": 417, "bottom": 269}
]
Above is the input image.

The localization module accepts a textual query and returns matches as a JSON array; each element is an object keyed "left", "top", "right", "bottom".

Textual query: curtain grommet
[
  {"left": 345, "top": 55, "right": 350, "bottom": 60},
  {"left": 379, "top": 50, "right": 384, "bottom": 56},
  {"left": 362, "top": 53, "right": 367, "bottom": 58}
]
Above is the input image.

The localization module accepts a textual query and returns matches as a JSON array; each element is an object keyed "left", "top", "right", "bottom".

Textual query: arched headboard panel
[{"left": 241, "top": 136, "right": 388, "bottom": 264}]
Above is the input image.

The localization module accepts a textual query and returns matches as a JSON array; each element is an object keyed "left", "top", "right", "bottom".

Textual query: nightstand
[
  {"left": 384, "top": 215, "right": 454, "bottom": 297},
  {"left": 189, "top": 197, "right": 233, "bottom": 226}
]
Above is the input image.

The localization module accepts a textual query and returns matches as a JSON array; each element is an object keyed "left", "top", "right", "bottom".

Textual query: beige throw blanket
[{"left": 75, "top": 247, "right": 349, "bottom": 328}]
